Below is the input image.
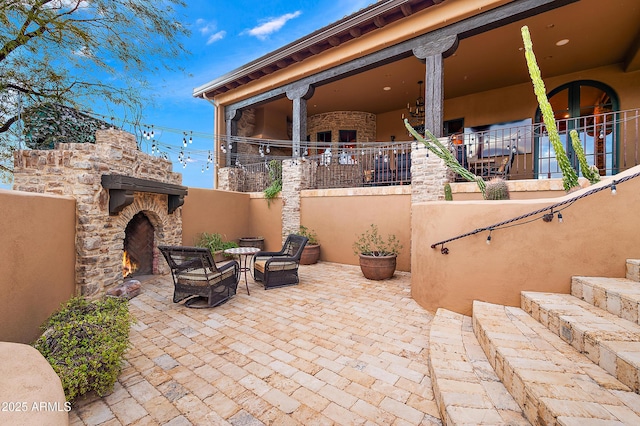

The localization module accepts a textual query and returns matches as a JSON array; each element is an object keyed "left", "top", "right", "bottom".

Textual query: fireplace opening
[{"left": 123, "top": 212, "right": 155, "bottom": 278}]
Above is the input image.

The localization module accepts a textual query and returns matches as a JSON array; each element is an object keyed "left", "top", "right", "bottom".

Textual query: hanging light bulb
[
  {"left": 266, "top": 145, "right": 270, "bottom": 154},
  {"left": 150, "top": 127, "right": 155, "bottom": 138},
  {"left": 611, "top": 181, "right": 617, "bottom": 195},
  {"left": 189, "top": 131, "right": 193, "bottom": 144},
  {"left": 201, "top": 166, "right": 204, "bottom": 173},
  {"left": 557, "top": 212, "right": 563, "bottom": 223},
  {"left": 486, "top": 230, "right": 492, "bottom": 245}
]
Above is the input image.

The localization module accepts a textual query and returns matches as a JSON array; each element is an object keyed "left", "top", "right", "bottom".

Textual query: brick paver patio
[{"left": 69, "top": 262, "right": 440, "bottom": 425}]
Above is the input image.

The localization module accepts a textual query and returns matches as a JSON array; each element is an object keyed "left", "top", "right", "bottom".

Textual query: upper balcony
[{"left": 219, "top": 108, "right": 640, "bottom": 193}]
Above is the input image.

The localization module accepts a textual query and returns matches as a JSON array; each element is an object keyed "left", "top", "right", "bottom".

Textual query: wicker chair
[
  {"left": 253, "top": 235, "right": 308, "bottom": 289},
  {"left": 158, "top": 246, "right": 239, "bottom": 308}
]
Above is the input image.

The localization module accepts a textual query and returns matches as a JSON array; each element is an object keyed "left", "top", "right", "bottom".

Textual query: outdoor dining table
[{"left": 224, "top": 246, "right": 261, "bottom": 295}]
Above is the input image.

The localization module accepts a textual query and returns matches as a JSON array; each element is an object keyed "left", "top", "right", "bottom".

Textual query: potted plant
[
  {"left": 296, "top": 225, "right": 320, "bottom": 265},
  {"left": 352, "top": 224, "right": 402, "bottom": 280},
  {"left": 196, "top": 232, "right": 238, "bottom": 262}
]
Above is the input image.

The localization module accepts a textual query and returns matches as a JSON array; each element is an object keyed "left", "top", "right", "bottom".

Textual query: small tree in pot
[
  {"left": 353, "top": 224, "right": 402, "bottom": 280},
  {"left": 296, "top": 225, "right": 320, "bottom": 265}
]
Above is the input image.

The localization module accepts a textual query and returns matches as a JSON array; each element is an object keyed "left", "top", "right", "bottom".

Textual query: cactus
[
  {"left": 404, "top": 119, "right": 487, "bottom": 197},
  {"left": 485, "top": 178, "right": 510, "bottom": 200},
  {"left": 521, "top": 26, "right": 579, "bottom": 192},
  {"left": 444, "top": 182, "right": 453, "bottom": 201},
  {"left": 570, "top": 129, "right": 601, "bottom": 184}
]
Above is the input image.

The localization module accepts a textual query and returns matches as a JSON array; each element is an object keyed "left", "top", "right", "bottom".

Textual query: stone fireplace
[{"left": 13, "top": 128, "right": 186, "bottom": 298}]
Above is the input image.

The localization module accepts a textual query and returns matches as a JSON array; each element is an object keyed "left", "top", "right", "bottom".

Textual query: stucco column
[
  {"left": 413, "top": 35, "right": 459, "bottom": 138},
  {"left": 286, "top": 84, "right": 315, "bottom": 159}
]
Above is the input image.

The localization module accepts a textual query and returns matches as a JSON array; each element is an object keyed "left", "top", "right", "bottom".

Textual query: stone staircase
[{"left": 429, "top": 259, "right": 640, "bottom": 425}]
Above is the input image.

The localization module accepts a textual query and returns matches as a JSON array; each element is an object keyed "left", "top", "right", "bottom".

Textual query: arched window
[{"left": 534, "top": 80, "right": 619, "bottom": 178}]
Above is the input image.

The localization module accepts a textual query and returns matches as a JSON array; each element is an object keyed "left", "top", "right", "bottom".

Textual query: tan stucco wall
[
  {"left": 181, "top": 188, "right": 251, "bottom": 246},
  {"left": 181, "top": 189, "right": 283, "bottom": 252},
  {"left": 300, "top": 186, "right": 411, "bottom": 271},
  {"left": 411, "top": 166, "right": 640, "bottom": 316},
  {"left": 444, "top": 64, "right": 640, "bottom": 128},
  {"left": 0, "top": 190, "right": 76, "bottom": 344},
  {"left": 247, "top": 194, "right": 283, "bottom": 252}
]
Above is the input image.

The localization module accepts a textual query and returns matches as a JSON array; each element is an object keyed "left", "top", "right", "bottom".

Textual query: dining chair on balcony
[
  {"left": 253, "top": 234, "right": 308, "bottom": 289},
  {"left": 158, "top": 246, "right": 239, "bottom": 308},
  {"left": 489, "top": 145, "right": 517, "bottom": 179}
]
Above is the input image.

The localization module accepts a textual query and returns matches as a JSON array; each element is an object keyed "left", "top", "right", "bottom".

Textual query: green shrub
[
  {"left": 353, "top": 224, "right": 402, "bottom": 257},
  {"left": 196, "top": 232, "right": 238, "bottom": 254},
  {"left": 32, "top": 297, "right": 134, "bottom": 402}
]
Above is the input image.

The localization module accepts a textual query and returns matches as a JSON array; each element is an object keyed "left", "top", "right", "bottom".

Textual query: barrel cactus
[{"left": 485, "top": 178, "right": 510, "bottom": 200}]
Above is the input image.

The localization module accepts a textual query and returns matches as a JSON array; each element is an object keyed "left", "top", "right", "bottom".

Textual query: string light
[
  {"left": 486, "top": 230, "right": 492, "bottom": 245},
  {"left": 611, "top": 180, "right": 617, "bottom": 195},
  {"left": 557, "top": 212, "right": 563, "bottom": 223}
]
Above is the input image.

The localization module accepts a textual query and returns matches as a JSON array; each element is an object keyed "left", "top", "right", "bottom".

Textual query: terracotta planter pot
[
  {"left": 300, "top": 244, "right": 320, "bottom": 265},
  {"left": 358, "top": 253, "right": 397, "bottom": 280}
]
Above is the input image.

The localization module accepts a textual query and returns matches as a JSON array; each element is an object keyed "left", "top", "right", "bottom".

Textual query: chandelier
[{"left": 402, "top": 81, "right": 425, "bottom": 134}]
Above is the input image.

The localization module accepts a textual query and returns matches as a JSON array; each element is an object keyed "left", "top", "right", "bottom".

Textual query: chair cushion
[
  {"left": 254, "top": 260, "right": 298, "bottom": 273},
  {"left": 177, "top": 267, "right": 235, "bottom": 286}
]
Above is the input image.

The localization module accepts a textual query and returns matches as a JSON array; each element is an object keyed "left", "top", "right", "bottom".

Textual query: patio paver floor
[{"left": 70, "top": 262, "right": 440, "bottom": 425}]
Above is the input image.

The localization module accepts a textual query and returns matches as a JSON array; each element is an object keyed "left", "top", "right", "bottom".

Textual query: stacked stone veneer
[
  {"left": 13, "top": 128, "right": 183, "bottom": 298},
  {"left": 411, "top": 141, "right": 453, "bottom": 203},
  {"left": 308, "top": 111, "right": 376, "bottom": 147}
]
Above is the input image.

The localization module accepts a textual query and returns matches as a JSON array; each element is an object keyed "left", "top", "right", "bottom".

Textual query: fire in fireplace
[{"left": 123, "top": 212, "right": 154, "bottom": 278}]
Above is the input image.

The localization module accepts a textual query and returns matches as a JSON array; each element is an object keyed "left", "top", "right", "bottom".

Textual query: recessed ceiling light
[
  {"left": 383, "top": 86, "right": 391, "bottom": 91},
  {"left": 556, "top": 39, "right": 569, "bottom": 46}
]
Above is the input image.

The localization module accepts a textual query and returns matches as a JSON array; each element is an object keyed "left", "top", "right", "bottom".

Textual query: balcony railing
[{"left": 220, "top": 108, "right": 640, "bottom": 192}]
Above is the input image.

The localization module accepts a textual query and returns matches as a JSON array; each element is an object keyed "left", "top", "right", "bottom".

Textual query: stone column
[
  {"left": 412, "top": 35, "right": 458, "bottom": 138},
  {"left": 280, "top": 159, "right": 316, "bottom": 243},
  {"left": 410, "top": 141, "right": 454, "bottom": 204}
]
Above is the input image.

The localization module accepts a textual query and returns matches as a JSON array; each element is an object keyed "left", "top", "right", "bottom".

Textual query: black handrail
[{"left": 430, "top": 170, "right": 640, "bottom": 253}]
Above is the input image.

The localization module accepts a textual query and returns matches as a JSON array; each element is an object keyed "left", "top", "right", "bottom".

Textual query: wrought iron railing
[{"left": 220, "top": 108, "right": 640, "bottom": 191}]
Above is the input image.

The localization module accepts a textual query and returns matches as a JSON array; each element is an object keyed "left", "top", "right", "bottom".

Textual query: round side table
[{"left": 224, "top": 246, "right": 261, "bottom": 295}]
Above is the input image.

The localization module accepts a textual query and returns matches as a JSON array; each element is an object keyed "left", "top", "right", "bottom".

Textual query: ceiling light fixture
[
  {"left": 383, "top": 86, "right": 391, "bottom": 91},
  {"left": 401, "top": 80, "right": 425, "bottom": 130},
  {"left": 556, "top": 39, "right": 569, "bottom": 46}
]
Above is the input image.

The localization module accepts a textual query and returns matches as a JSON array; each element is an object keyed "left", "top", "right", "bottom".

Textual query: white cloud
[
  {"left": 195, "top": 19, "right": 226, "bottom": 45},
  {"left": 245, "top": 11, "right": 302, "bottom": 40},
  {"left": 206, "top": 31, "right": 226, "bottom": 45}
]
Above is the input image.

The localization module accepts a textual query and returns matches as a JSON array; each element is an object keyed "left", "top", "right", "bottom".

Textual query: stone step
[
  {"left": 521, "top": 291, "right": 640, "bottom": 394},
  {"left": 572, "top": 276, "right": 640, "bottom": 325},
  {"left": 473, "top": 300, "right": 640, "bottom": 425},
  {"left": 626, "top": 259, "right": 640, "bottom": 282},
  {"left": 428, "top": 308, "right": 530, "bottom": 425}
]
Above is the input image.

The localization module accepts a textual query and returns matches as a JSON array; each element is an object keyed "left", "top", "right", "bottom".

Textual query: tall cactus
[
  {"left": 521, "top": 25, "right": 579, "bottom": 192},
  {"left": 569, "top": 129, "right": 601, "bottom": 184},
  {"left": 404, "top": 119, "right": 487, "bottom": 196}
]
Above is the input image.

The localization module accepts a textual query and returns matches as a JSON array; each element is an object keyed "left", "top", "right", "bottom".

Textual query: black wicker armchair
[
  {"left": 158, "top": 245, "right": 239, "bottom": 308},
  {"left": 253, "top": 234, "right": 308, "bottom": 289}
]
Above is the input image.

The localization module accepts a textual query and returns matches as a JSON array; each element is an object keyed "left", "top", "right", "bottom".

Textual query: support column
[
  {"left": 410, "top": 141, "right": 455, "bottom": 204},
  {"left": 280, "top": 159, "right": 316, "bottom": 243},
  {"left": 225, "top": 108, "right": 242, "bottom": 166},
  {"left": 412, "top": 35, "right": 458, "bottom": 138},
  {"left": 286, "top": 84, "right": 315, "bottom": 158}
]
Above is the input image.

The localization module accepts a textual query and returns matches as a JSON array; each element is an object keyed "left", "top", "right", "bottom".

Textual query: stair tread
[
  {"left": 572, "top": 276, "right": 640, "bottom": 325},
  {"left": 429, "top": 308, "right": 530, "bottom": 425},
  {"left": 522, "top": 292, "right": 640, "bottom": 393},
  {"left": 473, "top": 300, "right": 640, "bottom": 425}
]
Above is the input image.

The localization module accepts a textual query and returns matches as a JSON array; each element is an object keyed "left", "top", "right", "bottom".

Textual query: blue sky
[{"left": 137, "top": 0, "right": 378, "bottom": 188}]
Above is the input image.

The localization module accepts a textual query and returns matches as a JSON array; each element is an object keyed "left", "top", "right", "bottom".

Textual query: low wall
[
  {"left": 181, "top": 189, "right": 283, "bottom": 252},
  {"left": 411, "top": 167, "right": 640, "bottom": 315},
  {"left": 301, "top": 186, "right": 412, "bottom": 271},
  {"left": 450, "top": 178, "right": 590, "bottom": 200},
  {"left": 0, "top": 190, "right": 76, "bottom": 343}
]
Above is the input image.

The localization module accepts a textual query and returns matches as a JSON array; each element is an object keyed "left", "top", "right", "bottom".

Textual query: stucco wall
[
  {"left": 0, "top": 190, "right": 76, "bottom": 343},
  {"left": 411, "top": 166, "right": 640, "bottom": 316},
  {"left": 181, "top": 188, "right": 251, "bottom": 246},
  {"left": 300, "top": 186, "right": 411, "bottom": 271}
]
